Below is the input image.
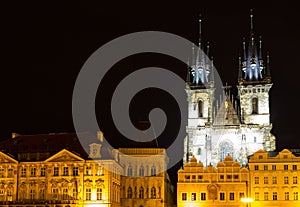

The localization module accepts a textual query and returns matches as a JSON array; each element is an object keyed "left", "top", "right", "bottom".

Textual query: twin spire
[
  {"left": 187, "top": 10, "right": 272, "bottom": 87},
  {"left": 238, "top": 9, "right": 271, "bottom": 84},
  {"left": 187, "top": 15, "right": 214, "bottom": 87}
]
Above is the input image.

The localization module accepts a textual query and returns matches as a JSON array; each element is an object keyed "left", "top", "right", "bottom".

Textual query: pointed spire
[
  {"left": 206, "top": 41, "right": 210, "bottom": 57},
  {"left": 250, "top": 9, "right": 254, "bottom": 36},
  {"left": 210, "top": 56, "right": 215, "bottom": 82},
  {"left": 259, "top": 36, "right": 263, "bottom": 60},
  {"left": 242, "top": 38, "right": 247, "bottom": 61},
  {"left": 186, "top": 58, "right": 191, "bottom": 84},
  {"left": 265, "top": 52, "right": 271, "bottom": 83},
  {"left": 198, "top": 14, "right": 202, "bottom": 48},
  {"left": 238, "top": 55, "right": 243, "bottom": 81}
]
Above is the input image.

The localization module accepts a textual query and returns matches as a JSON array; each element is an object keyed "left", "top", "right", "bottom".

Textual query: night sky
[{"left": 1, "top": 1, "right": 300, "bottom": 184}]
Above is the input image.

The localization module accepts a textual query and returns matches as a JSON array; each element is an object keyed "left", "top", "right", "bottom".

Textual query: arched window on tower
[
  {"left": 151, "top": 187, "right": 156, "bottom": 198},
  {"left": 252, "top": 97, "right": 258, "bottom": 114},
  {"left": 127, "top": 166, "right": 132, "bottom": 176},
  {"left": 139, "top": 166, "right": 144, "bottom": 176},
  {"left": 151, "top": 166, "right": 156, "bottom": 176},
  {"left": 198, "top": 100, "right": 204, "bottom": 117}
]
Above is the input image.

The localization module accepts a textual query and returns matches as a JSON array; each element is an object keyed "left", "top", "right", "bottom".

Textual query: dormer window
[{"left": 89, "top": 143, "right": 101, "bottom": 158}]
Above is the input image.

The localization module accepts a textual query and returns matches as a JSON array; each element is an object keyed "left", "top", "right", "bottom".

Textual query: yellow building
[
  {"left": 177, "top": 155, "right": 249, "bottom": 207},
  {"left": 0, "top": 132, "right": 173, "bottom": 207},
  {"left": 119, "top": 148, "right": 174, "bottom": 207},
  {"left": 248, "top": 149, "right": 300, "bottom": 207}
]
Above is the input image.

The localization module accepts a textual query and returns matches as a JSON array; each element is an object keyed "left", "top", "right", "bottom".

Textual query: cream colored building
[
  {"left": 119, "top": 148, "right": 174, "bottom": 207},
  {"left": 248, "top": 149, "right": 300, "bottom": 207},
  {"left": 0, "top": 132, "right": 173, "bottom": 207},
  {"left": 177, "top": 155, "right": 249, "bottom": 207}
]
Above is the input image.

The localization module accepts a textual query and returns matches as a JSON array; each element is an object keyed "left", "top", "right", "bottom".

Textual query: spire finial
[
  {"left": 199, "top": 14, "right": 202, "bottom": 47},
  {"left": 186, "top": 58, "right": 191, "bottom": 84},
  {"left": 266, "top": 51, "right": 271, "bottom": 81},
  {"left": 250, "top": 9, "right": 254, "bottom": 33},
  {"left": 206, "top": 41, "right": 210, "bottom": 56}
]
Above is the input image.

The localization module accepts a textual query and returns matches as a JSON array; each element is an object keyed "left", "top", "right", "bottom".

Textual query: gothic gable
[
  {"left": 45, "top": 149, "right": 84, "bottom": 162},
  {"left": 0, "top": 151, "right": 18, "bottom": 164}
]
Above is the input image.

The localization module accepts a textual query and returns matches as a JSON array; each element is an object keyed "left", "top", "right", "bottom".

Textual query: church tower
[
  {"left": 184, "top": 11, "right": 276, "bottom": 167},
  {"left": 184, "top": 16, "right": 215, "bottom": 164},
  {"left": 237, "top": 10, "right": 275, "bottom": 151}
]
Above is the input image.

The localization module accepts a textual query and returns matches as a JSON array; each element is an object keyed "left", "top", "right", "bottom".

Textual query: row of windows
[
  {"left": 19, "top": 166, "right": 104, "bottom": 177},
  {"left": 184, "top": 174, "right": 240, "bottom": 180},
  {"left": 181, "top": 192, "right": 244, "bottom": 201},
  {"left": 0, "top": 168, "right": 14, "bottom": 178},
  {"left": 254, "top": 176, "right": 298, "bottom": 185},
  {"left": 127, "top": 187, "right": 159, "bottom": 199},
  {"left": 254, "top": 164, "right": 297, "bottom": 171},
  {"left": 127, "top": 166, "right": 156, "bottom": 176},
  {"left": 254, "top": 192, "right": 298, "bottom": 201}
]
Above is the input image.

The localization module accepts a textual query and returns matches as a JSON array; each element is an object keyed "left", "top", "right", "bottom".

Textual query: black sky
[{"left": 1, "top": 2, "right": 300, "bottom": 158}]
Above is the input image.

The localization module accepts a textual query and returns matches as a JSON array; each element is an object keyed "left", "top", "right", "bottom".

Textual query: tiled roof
[{"left": 0, "top": 132, "right": 115, "bottom": 161}]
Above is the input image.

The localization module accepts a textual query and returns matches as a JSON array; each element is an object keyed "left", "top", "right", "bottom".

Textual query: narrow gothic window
[
  {"left": 128, "top": 166, "right": 132, "bottom": 176},
  {"left": 151, "top": 166, "right": 156, "bottom": 176},
  {"left": 139, "top": 166, "right": 144, "bottom": 176},
  {"left": 151, "top": 187, "right": 156, "bottom": 198},
  {"left": 127, "top": 187, "right": 132, "bottom": 198},
  {"left": 139, "top": 187, "right": 144, "bottom": 198},
  {"left": 252, "top": 97, "right": 258, "bottom": 114},
  {"left": 198, "top": 100, "right": 203, "bottom": 117}
]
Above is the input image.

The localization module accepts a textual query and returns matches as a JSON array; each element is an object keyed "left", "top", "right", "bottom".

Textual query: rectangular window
[
  {"left": 254, "top": 177, "right": 259, "bottom": 184},
  {"left": 294, "top": 192, "right": 298, "bottom": 200},
  {"left": 272, "top": 165, "right": 276, "bottom": 170},
  {"left": 191, "top": 193, "right": 196, "bottom": 201},
  {"left": 264, "top": 165, "right": 268, "bottom": 170},
  {"left": 285, "top": 192, "right": 289, "bottom": 200},
  {"left": 73, "top": 166, "right": 79, "bottom": 176},
  {"left": 220, "top": 175, "right": 224, "bottom": 179},
  {"left": 239, "top": 192, "right": 245, "bottom": 199},
  {"left": 201, "top": 192, "right": 206, "bottom": 200},
  {"left": 86, "top": 166, "right": 92, "bottom": 176},
  {"left": 21, "top": 168, "right": 26, "bottom": 177},
  {"left": 63, "top": 188, "right": 68, "bottom": 200},
  {"left": 63, "top": 166, "right": 69, "bottom": 176},
  {"left": 192, "top": 175, "right": 196, "bottom": 180},
  {"left": 54, "top": 167, "right": 59, "bottom": 176},
  {"left": 293, "top": 165, "right": 297, "bottom": 170},
  {"left": 185, "top": 175, "right": 190, "bottom": 179},
  {"left": 53, "top": 188, "right": 59, "bottom": 199},
  {"left": 182, "top": 193, "right": 187, "bottom": 201},
  {"left": 40, "top": 167, "right": 46, "bottom": 176},
  {"left": 258, "top": 155, "right": 263, "bottom": 159},
  {"left": 220, "top": 192, "right": 225, "bottom": 201},
  {"left": 264, "top": 177, "right": 268, "bottom": 184},
  {"left": 30, "top": 167, "right": 36, "bottom": 177},
  {"left": 255, "top": 192, "right": 259, "bottom": 200},
  {"left": 273, "top": 192, "right": 277, "bottom": 200},
  {"left": 272, "top": 176, "right": 277, "bottom": 184},
  {"left": 293, "top": 176, "right": 298, "bottom": 184},
  {"left": 86, "top": 188, "right": 91, "bottom": 200},
  {"left": 198, "top": 175, "right": 203, "bottom": 179},
  {"left": 227, "top": 175, "right": 232, "bottom": 179},
  {"left": 284, "top": 165, "right": 288, "bottom": 170},
  {"left": 73, "top": 189, "right": 78, "bottom": 200},
  {"left": 254, "top": 165, "right": 259, "bottom": 170},
  {"left": 30, "top": 189, "right": 36, "bottom": 200},
  {"left": 234, "top": 175, "right": 239, "bottom": 179},
  {"left": 284, "top": 176, "right": 289, "bottom": 184},
  {"left": 264, "top": 192, "right": 269, "bottom": 200},
  {"left": 0, "top": 168, "right": 4, "bottom": 177},
  {"left": 97, "top": 188, "right": 102, "bottom": 200},
  {"left": 8, "top": 168, "right": 13, "bottom": 178},
  {"left": 97, "top": 165, "right": 103, "bottom": 176},
  {"left": 229, "top": 193, "right": 234, "bottom": 200}
]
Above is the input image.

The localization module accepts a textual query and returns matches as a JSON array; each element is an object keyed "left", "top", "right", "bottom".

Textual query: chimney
[{"left": 97, "top": 131, "right": 104, "bottom": 142}]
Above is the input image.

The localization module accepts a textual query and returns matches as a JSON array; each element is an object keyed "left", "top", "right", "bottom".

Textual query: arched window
[
  {"left": 151, "top": 166, "right": 156, "bottom": 176},
  {"left": 139, "top": 166, "right": 144, "bottom": 176},
  {"left": 197, "top": 147, "right": 201, "bottom": 155},
  {"left": 127, "top": 166, "right": 132, "bottom": 176},
  {"left": 151, "top": 187, "right": 156, "bottom": 198},
  {"left": 198, "top": 100, "right": 204, "bottom": 117},
  {"left": 139, "top": 187, "right": 144, "bottom": 198},
  {"left": 127, "top": 187, "right": 132, "bottom": 198},
  {"left": 252, "top": 97, "right": 258, "bottom": 114}
]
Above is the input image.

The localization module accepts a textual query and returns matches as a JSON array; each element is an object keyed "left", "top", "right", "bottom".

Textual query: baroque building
[
  {"left": 177, "top": 155, "right": 249, "bottom": 207},
  {"left": 0, "top": 132, "right": 173, "bottom": 207},
  {"left": 184, "top": 11, "right": 276, "bottom": 167}
]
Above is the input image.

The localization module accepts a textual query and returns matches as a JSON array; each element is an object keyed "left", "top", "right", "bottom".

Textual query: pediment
[
  {"left": 0, "top": 151, "right": 18, "bottom": 164},
  {"left": 45, "top": 149, "right": 84, "bottom": 162}
]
